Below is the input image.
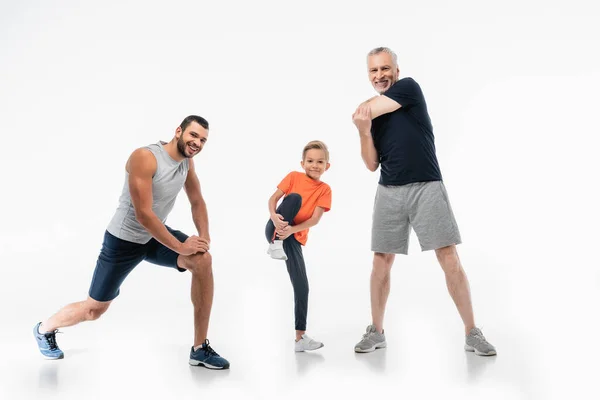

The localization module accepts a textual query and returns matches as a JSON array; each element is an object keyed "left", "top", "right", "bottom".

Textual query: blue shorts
[{"left": 89, "top": 227, "right": 189, "bottom": 302}]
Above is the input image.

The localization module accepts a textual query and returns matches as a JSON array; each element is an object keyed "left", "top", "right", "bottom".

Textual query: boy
[{"left": 265, "top": 140, "right": 332, "bottom": 352}]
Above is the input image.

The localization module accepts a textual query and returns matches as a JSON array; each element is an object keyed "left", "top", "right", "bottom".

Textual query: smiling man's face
[{"left": 368, "top": 52, "right": 399, "bottom": 94}]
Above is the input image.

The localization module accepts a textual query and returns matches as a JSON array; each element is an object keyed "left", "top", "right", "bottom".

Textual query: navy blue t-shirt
[{"left": 371, "top": 77, "right": 442, "bottom": 186}]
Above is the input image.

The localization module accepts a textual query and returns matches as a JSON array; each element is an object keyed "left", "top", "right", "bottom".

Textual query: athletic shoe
[
  {"left": 267, "top": 240, "right": 287, "bottom": 261},
  {"left": 189, "top": 339, "right": 230, "bottom": 369},
  {"left": 33, "top": 322, "right": 64, "bottom": 360},
  {"left": 354, "top": 324, "right": 387, "bottom": 353},
  {"left": 465, "top": 327, "right": 497, "bottom": 356},
  {"left": 295, "top": 334, "right": 324, "bottom": 352}
]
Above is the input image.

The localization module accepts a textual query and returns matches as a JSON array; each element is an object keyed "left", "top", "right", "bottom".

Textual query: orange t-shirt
[{"left": 277, "top": 171, "right": 332, "bottom": 245}]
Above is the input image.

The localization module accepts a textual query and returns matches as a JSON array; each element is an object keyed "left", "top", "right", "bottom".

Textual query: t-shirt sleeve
[
  {"left": 277, "top": 172, "right": 294, "bottom": 194},
  {"left": 316, "top": 186, "right": 332, "bottom": 212},
  {"left": 383, "top": 78, "right": 422, "bottom": 108}
]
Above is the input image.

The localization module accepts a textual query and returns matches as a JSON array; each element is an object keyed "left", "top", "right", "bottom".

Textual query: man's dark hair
[{"left": 180, "top": 115, "right": 209, "bottom": 132}]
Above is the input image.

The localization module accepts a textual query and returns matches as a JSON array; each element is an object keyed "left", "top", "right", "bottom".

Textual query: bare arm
[
  {"left": 268, "top": 188, "right": 285, "bottom": 217},
  {"left": 184, "top": 158, "right": 210, "bottom": 241},
  {"left": 268, "top": 188, "right": 290, "bottom": 231},
  {"left": 127, "top": 149, "right": 184, "bottom": 253},
  {"left": 360, "top": 95, "right": 379, "bottom": 106},
  {"left": 366, "top": 95, "right": 401, "bottom": 119},
  {"left": 352, "top": 105, "right": 379, "bottom": 172},
  {"left": 287, "top": 206, "right": 325, "bottom": 234}
]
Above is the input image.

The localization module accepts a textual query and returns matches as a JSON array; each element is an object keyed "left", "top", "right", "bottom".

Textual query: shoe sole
[
  {"left": 270, "top": 255, "right": 288, "bottom": 261},
  {"left": 41, "top": 354, "right": 64, "bottom": 360},
  {"left": 295, "top": 343, "right": 324, "bottom": 352},
  {"left": 354, "top": 342, "right": 387, "bottom": 353},
  {"left": 464, "top": 344, "right": 497, "bottom": 356},
  {"left": 189, "top": 359, "right": 230, "bottom": 369}
]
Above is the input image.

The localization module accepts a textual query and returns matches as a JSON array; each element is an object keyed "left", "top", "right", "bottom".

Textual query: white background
[{"left": 1, "top": 0, "right": 599, "bottom": 399}]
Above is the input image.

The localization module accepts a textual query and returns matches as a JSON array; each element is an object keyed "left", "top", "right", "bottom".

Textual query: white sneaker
[
  {"left": 267, "top": 240, "right": 287, "bottom": 261},
  {"left": 295, "top": 334, "right": 324, "bottom": 352}
]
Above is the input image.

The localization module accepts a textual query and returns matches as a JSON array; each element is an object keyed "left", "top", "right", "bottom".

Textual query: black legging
[{"left": 265, "top": 193, "right": 309, "bottom": 331}]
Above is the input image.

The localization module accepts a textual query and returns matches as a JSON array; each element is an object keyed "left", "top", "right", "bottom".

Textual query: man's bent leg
[
  {"left": 41, "top": 297, "right": 111, "bottom": 332},
  {"left": 34, "top": 297, "right": 111, "bottom": 360},
  {"left": 435, "top": 245, "right": 475, "bottom": 335}
]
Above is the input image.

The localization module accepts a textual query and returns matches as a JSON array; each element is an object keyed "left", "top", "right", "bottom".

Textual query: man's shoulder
[
  {"left": 131, "top": 147, "right": 158, "bottom": 162},
  {"left": 127, "top": 147, "right": 158, "bottom": 174},
  {"left": 390, "top": 77, "right": 419, "bottom": 90}
]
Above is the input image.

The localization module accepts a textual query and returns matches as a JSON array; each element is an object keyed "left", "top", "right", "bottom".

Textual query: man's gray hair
[{"left": 367, "top": 47, "right": 398, "bottom": 67}]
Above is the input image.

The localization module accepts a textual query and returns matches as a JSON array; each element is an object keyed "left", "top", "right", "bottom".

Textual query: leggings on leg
[{"left": 265, "top": 193, "right": 309, "bottom": 331}]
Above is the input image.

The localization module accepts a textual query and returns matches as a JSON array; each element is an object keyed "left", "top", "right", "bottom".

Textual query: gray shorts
[{"left": 371, "top": 181, "right": 462, "bottom": 255}]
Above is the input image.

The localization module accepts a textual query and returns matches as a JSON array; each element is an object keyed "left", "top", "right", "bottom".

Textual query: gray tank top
[{"left": 107, "top": 141, "right": 189, "bottom": 244}]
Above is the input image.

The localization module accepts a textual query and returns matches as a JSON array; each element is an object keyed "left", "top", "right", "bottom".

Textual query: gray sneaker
[
  {"left": 354, "top": 324, "right": 386, "bottom": 353},
  {"left": 465, "top": 327, "right": 496, "bottom": 356}
]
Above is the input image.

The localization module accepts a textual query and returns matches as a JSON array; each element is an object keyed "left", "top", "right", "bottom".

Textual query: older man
[{"left": 352, "top": 47, "right": 496, "bottom": 356}]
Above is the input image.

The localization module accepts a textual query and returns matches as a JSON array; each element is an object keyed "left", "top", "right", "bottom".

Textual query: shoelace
[
  {"left": 471, "top": 329, "right": 489, "bottom": 344},
  {"left": 44, "top": 330, "right": 61, "bottom": 350},
  {"left": 201, "top": 340, "right": 218, "bottom": 357},
  {"left": 362, "top": 330, "right": 376, "bottom": 340}
]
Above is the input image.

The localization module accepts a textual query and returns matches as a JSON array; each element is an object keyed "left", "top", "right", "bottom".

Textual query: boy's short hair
[{"left": 302, "top": 140, "right": 329, "bottom": 162}]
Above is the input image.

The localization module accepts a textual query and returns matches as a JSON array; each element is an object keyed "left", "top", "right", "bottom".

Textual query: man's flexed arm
[
  {"left": 363, "top": 95, "right": 401, "bottom": 119},
  {"left": 352, "top": 105, "right": 379, "bottom": 172},
  {"left": 128, "top": 149, "right": 207, "bottom": 256}
]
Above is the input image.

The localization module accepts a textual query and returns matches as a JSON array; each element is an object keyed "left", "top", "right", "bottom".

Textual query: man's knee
[
  {"left": 435, "top": 245, "right": 461, "bottom": 273},
  {"left": 184, "top": 252, "right": 213, "bottom": 274},
  {"left": 84, "top": 300, "right": 110, "bottom": 321},
  {"left": 372, "top": 252, "right": 394, "bottom": 279}
]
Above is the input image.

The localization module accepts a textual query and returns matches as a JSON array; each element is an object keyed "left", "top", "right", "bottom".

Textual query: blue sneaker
[
  {"left": 189, "top": 339, "right": 230, "bottom": 369},
  {"left": 33, "top": 322, "right": 64, "bottom": 360}
]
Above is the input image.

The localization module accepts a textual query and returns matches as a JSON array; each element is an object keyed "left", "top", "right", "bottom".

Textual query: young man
[
  {"left": 352, "top": 47, "right": 496, "bottom": 356},
  {"left": 34, "top": 115, "right": 230, "bottom": 369}
]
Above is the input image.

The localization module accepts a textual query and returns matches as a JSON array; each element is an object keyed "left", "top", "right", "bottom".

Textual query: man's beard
[{"left": 177, "top": 136, "right": 191, "bottom": 158}]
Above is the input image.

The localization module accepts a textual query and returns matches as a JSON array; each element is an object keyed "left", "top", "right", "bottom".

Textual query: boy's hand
[
  {"left": 271, "top": 213, "right": 289, "bottom": 230},
  {"left": 276, "top": 225, "right": 294, "bottom": 240}
]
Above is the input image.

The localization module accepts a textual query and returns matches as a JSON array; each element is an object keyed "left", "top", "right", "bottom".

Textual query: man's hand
[
  {"left": 271, "top": 213, "right": 289, "bottom": 231},
  {"left": 276, "top": 225, "right": 294, "bottom": 240},
  {"left": 199, "top": 236, "right": 211, "bottom": 247},
  {"left": 352, "top": 104, "right": 372, "bottom": 136},
  {"left": 179, "top": 235, "right": 210, "bottom": 256}
]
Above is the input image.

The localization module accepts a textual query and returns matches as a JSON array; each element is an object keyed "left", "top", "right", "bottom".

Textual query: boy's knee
[{"left": 285, "top": 193, "right": 302, "bottom": 205}]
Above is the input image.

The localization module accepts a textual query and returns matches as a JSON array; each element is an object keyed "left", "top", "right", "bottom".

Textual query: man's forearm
[
  {"left": 191, "top": 201, "right": 210, "bottom": 239},
  {"left": 360, "top": 134, "right": 379, "bottom": 172},
  {"left": 137, "top": 212, "right": 183, "bottom": 253}
]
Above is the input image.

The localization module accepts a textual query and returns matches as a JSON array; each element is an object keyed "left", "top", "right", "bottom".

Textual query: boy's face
[{"left": 301, "top": 149, "right": 330, "bottom": 180}]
